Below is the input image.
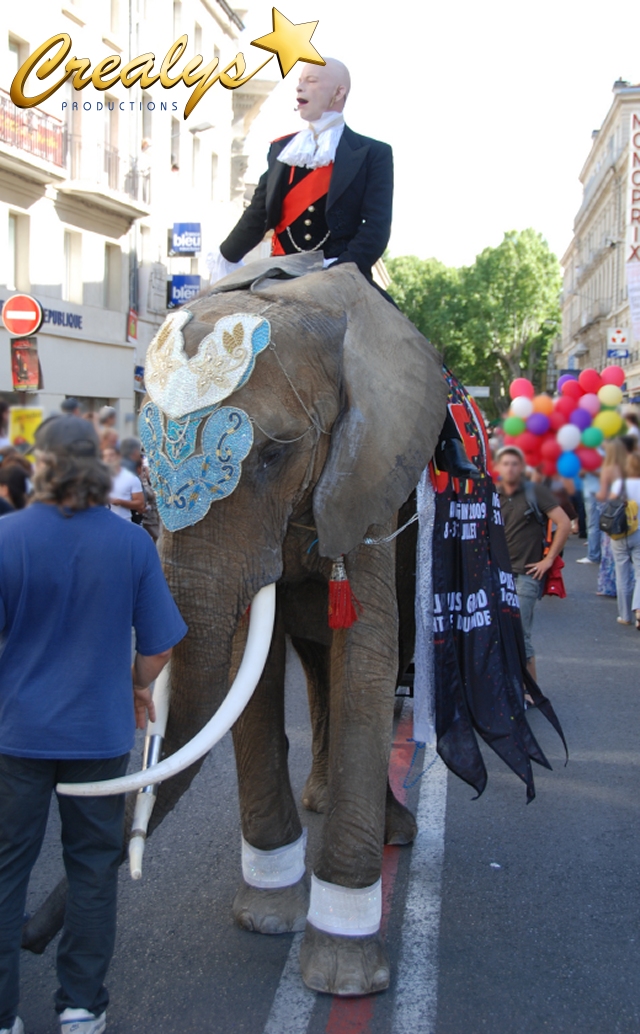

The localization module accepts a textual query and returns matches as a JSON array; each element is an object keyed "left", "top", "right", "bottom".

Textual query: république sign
[{"left": 8, "top": 8, "right": 325, "bottom": 120}]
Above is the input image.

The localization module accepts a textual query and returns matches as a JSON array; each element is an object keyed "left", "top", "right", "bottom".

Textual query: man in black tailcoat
[{"left": 209, "top": 58, "right": 393, "bottom": 285}]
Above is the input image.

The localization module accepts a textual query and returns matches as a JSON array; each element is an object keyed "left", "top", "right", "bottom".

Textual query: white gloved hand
[{"left": 206, "top": 248, "right": 244, "bottom": 284}]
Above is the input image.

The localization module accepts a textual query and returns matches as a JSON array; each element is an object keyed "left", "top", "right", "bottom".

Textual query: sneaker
[
  {"left": 60, "top": 1009, "right": 106, "bottom": 1034},
  {"left": 576, "top": 557, "right": 597, "bottom": 564},
  {"left": 0, "top": 1019, "right": 24, "bottom": 1034}
]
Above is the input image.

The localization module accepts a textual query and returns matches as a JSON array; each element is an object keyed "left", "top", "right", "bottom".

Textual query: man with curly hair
[{"left": 0, "top": 417, "right": 187, "bottom": 1034}]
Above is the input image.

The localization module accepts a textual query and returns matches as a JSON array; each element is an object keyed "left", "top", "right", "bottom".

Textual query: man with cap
[
  {"left": 0, "top": 416, "right": 187, "bottom": 1034},
  {"left": 496, "top": 446, "right": 571, "bottom": 683},
  {"left": 209, "top": 58, "right": 392, "bottom": 287}
]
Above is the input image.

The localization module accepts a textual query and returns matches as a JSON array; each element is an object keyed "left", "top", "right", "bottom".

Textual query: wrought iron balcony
[
  {"left": 0, "top": 88, "right": 66, "bottom": 181},
  {"left": 60, "top": 134, "right": 150, "bottom": 220}
]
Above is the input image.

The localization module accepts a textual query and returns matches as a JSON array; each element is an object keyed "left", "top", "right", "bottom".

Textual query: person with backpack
[
  {"left": 495, "top": 446, "right": 572, "bottom": 683},
  {"left": 608, "top": 450, "right": 640, "bottom": 628}
]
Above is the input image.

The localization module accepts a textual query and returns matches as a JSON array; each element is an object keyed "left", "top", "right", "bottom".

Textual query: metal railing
[
  {"left": 0, "top": 88, "right": 65, "bottom": 166},
  {"left": 66, "top": 134, "right": 150, "bottom": 204}
]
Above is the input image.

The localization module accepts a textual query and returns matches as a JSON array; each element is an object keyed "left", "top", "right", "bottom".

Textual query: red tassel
[{"left": 328, "top": 557, "right": 362, "bottom": 629}]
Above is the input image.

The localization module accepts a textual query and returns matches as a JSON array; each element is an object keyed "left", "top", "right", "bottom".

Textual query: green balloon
[
  {"left": 503, "top": 416, "right": 526, "bottom": 436},
  {"left": 581, "top": 426, "right": 603, "bottom": 447}
]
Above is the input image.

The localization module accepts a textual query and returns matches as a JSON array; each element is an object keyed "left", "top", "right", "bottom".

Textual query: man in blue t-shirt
[{"left": 0, "top": 416, "right": 187, "bottom": 1034}]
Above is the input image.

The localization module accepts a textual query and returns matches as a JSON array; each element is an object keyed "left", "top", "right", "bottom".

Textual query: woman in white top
[{"left": 609, "top": 451, "right": 640, "bottom": 628}]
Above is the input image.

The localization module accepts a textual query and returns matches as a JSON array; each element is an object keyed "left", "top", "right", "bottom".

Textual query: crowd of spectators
[{"left": 0, "top": 399, "right": 159, "bottom": 541}]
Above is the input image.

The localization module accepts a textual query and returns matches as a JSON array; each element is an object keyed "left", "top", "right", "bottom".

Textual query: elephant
[{"left": 55, "top": 257, "right": 450, "bottom": 996}]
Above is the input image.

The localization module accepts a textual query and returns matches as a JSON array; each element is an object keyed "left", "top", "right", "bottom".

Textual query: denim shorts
[{"left": 516, "top": 573, "right": 542, "bottom": 660}]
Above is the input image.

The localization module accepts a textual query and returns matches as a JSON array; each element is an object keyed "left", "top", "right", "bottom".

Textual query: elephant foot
[
  {"left": 384, "top": 788, "right": 417, "bottom": 845},
  {"left": 233, "top": 876, "right": 309, "bottom": 935},
  {"left": 301, "top": 770, "right": 328, "bottom": 813},
  {"left": 300, "top": 922, "right": 390, "bottom": 996}
]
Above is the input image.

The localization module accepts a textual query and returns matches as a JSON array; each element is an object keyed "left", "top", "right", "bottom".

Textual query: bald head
[{"left": 296, "top": 58, "right": 351, "bottom": 122}]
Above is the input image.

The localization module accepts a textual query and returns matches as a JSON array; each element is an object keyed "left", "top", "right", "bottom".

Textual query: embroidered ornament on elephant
[{"left": 37, "top": 257, "right": 563, "bottom": 998}]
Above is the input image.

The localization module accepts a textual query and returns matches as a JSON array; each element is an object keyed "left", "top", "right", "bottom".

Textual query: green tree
[
  {"left": 387, "top": 230, "right": 561, "bottom": 409},
  {"left": 460, "top": 229, "right": 561, "bottom": 393}
]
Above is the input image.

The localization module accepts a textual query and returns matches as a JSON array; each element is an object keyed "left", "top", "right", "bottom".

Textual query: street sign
[
  {"left": 171, "top": 223, "right": 201, "bottom": 254},
  {"left": 168, "top": 275, "right": 201, "bottom": 307},
  {"left": 608, "top": 327, "right": 628, "bottom": 347},
  {"left": 466, "top": 386, "right": 490, "bottom": 398},
  {"left": 607, "top": 348, "right": 630, "bottom": 359},
  {"left": 1, "top": 294, "right": 43, "bottom": 337}
]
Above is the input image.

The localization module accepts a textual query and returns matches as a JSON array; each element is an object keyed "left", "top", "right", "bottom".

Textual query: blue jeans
[
  {"left": 611, "top": 529, "right": 640, "bottom": 623},
  {"left": 583, "top": 475, "right": 602, "bottom": 562},
  {"left": 0, "top": 753, "right": 128, "bottom": 1028},
  {"left": 516, "top": 573, "right": 543, "bottom": 660}
]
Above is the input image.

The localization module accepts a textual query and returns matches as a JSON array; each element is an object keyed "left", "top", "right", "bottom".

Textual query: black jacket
[{"left": 219, "top": 125, "right": 393, "bottom": 280}]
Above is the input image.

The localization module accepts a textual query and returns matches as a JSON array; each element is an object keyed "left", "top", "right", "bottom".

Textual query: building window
[
  {"left": 142, "top": 102, "right": 152, "bottom": 145},
  {"left": 173, "top": 1, "right": 182, "bottom": 38},
  {"left": 211, "top": 152, "right": 218, "bottom": 201},
  {"left": 194, "top": 22, "right": 202, "bottom": 53},
  {"left": 192, "top": 135, "right": 200, "bottom": 189},
  {"left": 104, "top": 243, "right": 122, "bottom": 310},
  {"left": 7, "top": 213, "right": 29, "bottom": 292},
  {"left": 8, "top": 36, "right": 27, "bottom": 78},
  {"left": 171, "top": 118, "right": 180, "bottom": 170},
  {"left": 62, "top": 231, "right": 83, "bottom": 304},
  {"left": 110, "top": 0, "right": 120, "bottom": 35}
]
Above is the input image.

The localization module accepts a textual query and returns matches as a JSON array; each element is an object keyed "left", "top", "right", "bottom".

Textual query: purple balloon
[
  {"left": 527, "top": 412, "right": 551, "bottom": 435},
  {"left": 569, "top": 407, "right": 592, "bottom": 431},
  {"left": 557, "top": 374, "right": 578, "bottom": 390}
]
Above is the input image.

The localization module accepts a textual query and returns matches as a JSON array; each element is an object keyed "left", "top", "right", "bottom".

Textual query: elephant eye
[{"left": 259, "top": 443, "right": 286, "bottom": 469}]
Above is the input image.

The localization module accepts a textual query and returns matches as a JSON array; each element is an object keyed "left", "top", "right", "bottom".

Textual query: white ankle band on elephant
[
  {"left": 241, "top": 830, "right": 307, "bottom": 888},
  {"left": 307, "top": 874, "right": 382, "bottom": 936}
]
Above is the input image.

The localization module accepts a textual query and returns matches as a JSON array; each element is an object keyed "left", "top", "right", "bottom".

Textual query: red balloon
[
  {"left": 556, "top": 395, "right": 577, "bottom": 418},
  {"left": 502, "top": 434, "right": 516, "bottom": 444},
  {"left": 541, "top": 459, "right": 557, "bottom": 476},
  {"left": 561, "top": 379, "right": 584, "bottom": 399},
  {"left": 548, "top": 411, "right": 567, "bottom": 431},
  {"left": 578, "top": 368, "right": 602, "bottom": 394},
  {"left": 516, "top": 431, "right": 540, "bottom": 453},
  {"left": 509, "top": 377, "right": 534, "bottom": 399},
  {"left": 600, "top": 365, "right": 625, "bottom": 387},
  {"left": 541, "top": 438, "right": 562, "bottom": 461},
  {"left": 575, "top": 446, "right": 602, "bottom": 472}
]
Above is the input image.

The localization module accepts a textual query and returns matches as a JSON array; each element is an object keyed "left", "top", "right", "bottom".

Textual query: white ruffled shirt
[{"left": 276, "top": 111, "right": 345, "bottom": 170}]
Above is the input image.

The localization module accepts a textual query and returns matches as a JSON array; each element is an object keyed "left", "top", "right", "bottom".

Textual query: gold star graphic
[{"left": 251, "top": 8, "right": 325, "bottom": 78}]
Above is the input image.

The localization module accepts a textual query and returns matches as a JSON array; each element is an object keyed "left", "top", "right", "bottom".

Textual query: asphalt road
[{"left": 18, "top": 535, "right": 640, "bottom": 1034}]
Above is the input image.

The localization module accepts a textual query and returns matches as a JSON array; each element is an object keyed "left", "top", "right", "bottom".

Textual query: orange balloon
[{"left": 532, "top": 393, "right": 554, "bottom": 416}]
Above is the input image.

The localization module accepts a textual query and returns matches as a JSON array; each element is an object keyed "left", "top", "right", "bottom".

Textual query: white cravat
[{"left": 277, "top": 111, "right": 345, "bottom": 170}]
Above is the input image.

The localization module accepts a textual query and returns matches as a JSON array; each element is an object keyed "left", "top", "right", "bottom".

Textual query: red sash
[{"left": 271, "top": 163, "right": 333, "bottom": 255}]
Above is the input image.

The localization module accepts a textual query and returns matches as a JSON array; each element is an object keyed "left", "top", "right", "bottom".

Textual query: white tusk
[
  {"left": 128, "top": 665, "right": 172, "bottom": 880},
  {"left": 56, "top": 583, "right": 276, "bottom": 798}
]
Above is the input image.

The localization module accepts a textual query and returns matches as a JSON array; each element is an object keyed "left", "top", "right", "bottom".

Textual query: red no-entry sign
[{"left": 1, "top": 294, "right": 44, "bottom": 337}]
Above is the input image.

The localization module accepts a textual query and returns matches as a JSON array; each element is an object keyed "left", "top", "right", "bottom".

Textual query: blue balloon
[{"left": 557, "top": 451, "right": 580, "bottom": 478}]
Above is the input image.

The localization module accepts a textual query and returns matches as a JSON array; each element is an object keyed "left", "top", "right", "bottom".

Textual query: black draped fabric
[{"left": 432, "top": 371, "right": 567, "bottom": 801}]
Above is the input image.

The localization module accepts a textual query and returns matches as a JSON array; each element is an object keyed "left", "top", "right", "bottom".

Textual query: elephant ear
[{"left": 311, "top": 265, "right": 449, "bottom": 559}]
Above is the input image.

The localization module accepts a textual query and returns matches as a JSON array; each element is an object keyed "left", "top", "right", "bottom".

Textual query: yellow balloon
[
  {"left": 532, "top": 393, "right": 554, "bottom": 416},
  {"left": 593, "top": 410, "right": 623, "bottom": 438},
  {"left": 597, "top": 384, "right": 623, "bottom": 408}
]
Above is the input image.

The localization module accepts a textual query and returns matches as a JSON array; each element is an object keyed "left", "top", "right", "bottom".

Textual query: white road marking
[
  {"left": 262, "top": 932, "right": 316, "bottom": 1034},
  {"left": 392, "top": 754, "right": 448, "bottom": 1034}
]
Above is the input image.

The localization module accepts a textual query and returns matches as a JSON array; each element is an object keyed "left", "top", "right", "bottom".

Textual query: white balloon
[
  {"left": 510, "top": 396, "right": 533, "bottom": 419},
  {"left": 557, "top": 424, "right": 581, "bottom": 452}
]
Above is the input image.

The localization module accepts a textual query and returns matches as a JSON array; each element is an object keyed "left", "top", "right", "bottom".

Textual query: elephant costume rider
[{"left": 208, "top": 58, "right": 392, "bottom": 286}]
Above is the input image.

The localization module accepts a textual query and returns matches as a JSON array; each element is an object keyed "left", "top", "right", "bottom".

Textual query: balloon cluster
[{"left": 503, "top": 366, "right": 626, "bottom": 478}]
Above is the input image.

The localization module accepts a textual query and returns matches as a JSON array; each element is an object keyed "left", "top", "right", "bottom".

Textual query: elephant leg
[
  {"left": 231, "top": 604, "right": 308, "bottom": 935},
  {"left": 291, "top": 636, "right": 330, "bottom": 814},
  {"left": 300, "top": 539, "right": 397, "bottom": 995},
  {"left": 292, "top": 633, "right": 417, "bottom": 844}
]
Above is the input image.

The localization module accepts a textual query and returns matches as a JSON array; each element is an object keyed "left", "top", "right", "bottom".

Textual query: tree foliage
[{"left": 387, "top": 229, "right": 561, "bottom": 412}]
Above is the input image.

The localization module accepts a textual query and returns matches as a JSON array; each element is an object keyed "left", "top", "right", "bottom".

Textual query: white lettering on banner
[
  {"left": 492, "top": 491, "right": 504, "bottom": 526},
  {"left": 444, "top": 498, "right": 486, "bottom": 540},
  {"left": 433, "top": 589, "right": 491, "bottom": 634},
  {"left": 626, "top": 112, "right": 640, "bottom": 338},
  {"left": 498, "top": 569, "right": 519, "bottom": 610}
]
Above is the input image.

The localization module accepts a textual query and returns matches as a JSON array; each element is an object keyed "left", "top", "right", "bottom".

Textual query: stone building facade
[{"left": 559, "top": 80, "right": 640, "bottom": 401}]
